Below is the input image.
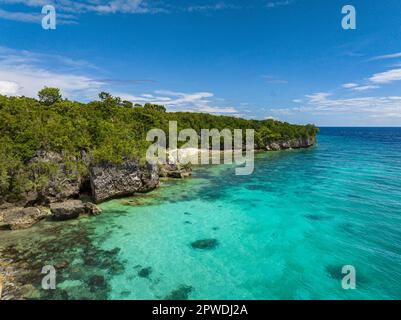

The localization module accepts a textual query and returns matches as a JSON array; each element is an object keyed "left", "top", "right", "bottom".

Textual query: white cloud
[
  {"left": 342, "top": 83, "right": 380, "bottom": 91},
  {"left": 186, "top": 2, "right": 239, "bottom": 12},
  {"left": 342, "top": 83, "right": 358, "bottom": 89},
  {"left": 0, "top": 47, "right": 238, "bottom": 115},
  {"left": 0, "top": 0, "right": 164, "bottom": 24},
  {"left": 369, "top": 52, "right": 401, "bottom": 61},
  {"left": 369, "top": 68, "right": 401, "bottom": 84},
  {"left": 117, "top": 89, "right": 238, "bottom": 114},
  {"left": 0, "top": 8, "right": 41, "bottom": 23},
  {"left": 199, "top": 106, "right": 238, "bottom": 114},
  {"left": 0, "top": 65, "right": 103, "bottom": 99},
  {"left": 0, "top": 0, "right": 150, "bottom": 13},
  {"left": 0, "top": 80, "right": 19, "bottom": 95},
  {"left": 0, "top": 47, "right": 106, "bottom": 99},
  {"left": 269, "top": 92, "right": 401, "bottom": 125},
  {"left": 305, "top": 92, "right": 401, "bottom": 118},
  {"left": 266, "top": 0, "right": 294, "bottom": 9},
  {"left": 77, "top": 0, "right": 157, "bottom": 14},
  {"left": 351, "top": 85, "right": 380, "bottom": 92},
  {"left": 0, "top": 0, "right": 297, "bottom": 24}
]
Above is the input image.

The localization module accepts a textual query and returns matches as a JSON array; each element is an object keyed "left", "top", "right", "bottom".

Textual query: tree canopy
[{"left": 38, "top": 87, "right": 62, "bottom": 106}]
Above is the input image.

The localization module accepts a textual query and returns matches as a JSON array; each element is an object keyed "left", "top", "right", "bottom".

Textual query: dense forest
[{"left": 0, "top": 88, "right": 318, "bottom": 201}]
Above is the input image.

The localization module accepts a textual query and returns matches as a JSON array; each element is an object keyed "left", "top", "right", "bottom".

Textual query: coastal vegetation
[{"left": 0, "top": 88, "right": 318, "bottom": 204}]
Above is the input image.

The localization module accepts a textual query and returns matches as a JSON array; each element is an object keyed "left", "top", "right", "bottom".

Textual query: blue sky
[{"left": 1, "top": 0, "right": 401, "bottom": 126}]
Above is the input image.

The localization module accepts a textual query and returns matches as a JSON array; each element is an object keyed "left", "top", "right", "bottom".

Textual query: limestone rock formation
[
  {"left": 0, "top": 207, "right": 51, "bottom": 230},
  {"left": 89, "top": 161, "right": 160, "bottom": 203},
  {"left": 265, "top": 137, "right": 316, "bottom": 151},
  {"left": 159, "top": 163, "right": 192, "bottom": 179},
  {"left": 50, "top": 200, "right": 101, "bottom": 220}
]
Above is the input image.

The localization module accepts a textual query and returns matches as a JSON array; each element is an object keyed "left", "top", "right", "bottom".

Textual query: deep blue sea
[{"left": 1, "top": 127, "right": 401, "bottom": 300}]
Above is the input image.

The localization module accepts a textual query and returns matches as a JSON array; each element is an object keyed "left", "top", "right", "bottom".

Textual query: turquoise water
[
  {"left": 93, "top": 127, "right": 401, "bottom": 300},
  {"left": 2, "top": 127, "right": 401, "bottom": 300}
]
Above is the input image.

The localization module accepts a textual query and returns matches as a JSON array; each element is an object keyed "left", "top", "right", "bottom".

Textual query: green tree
[
  {"left": 38, "top": 87, "right": 62, "bottom": 106},
  {"left": 99, "top": 92, "right": 124, "bottom": 106},
  {"left": 122, "top": 100, "right": 133, "bottom": 108}
]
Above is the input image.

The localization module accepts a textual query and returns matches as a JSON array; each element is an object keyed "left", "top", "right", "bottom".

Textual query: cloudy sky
[{"left": 1, "top": 0, "right": 401, "bottom": 126}]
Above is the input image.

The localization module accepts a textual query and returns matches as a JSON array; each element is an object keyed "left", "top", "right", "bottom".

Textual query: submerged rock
[
  {"left": 191, "top": 239, "right": 219, "bottom": 250},
  {"left": 89, "top": 161, "right": 159, "bottom": 203},
  {"left": 88, "top": 275, "right": 107, "bottom": 293},
  {"left": 164, "top": 285, "right": 193, "bottom": 300},
  {"left": 55, "top": 260, "right": 70, "bottom": 269},
  {"left": 50, "top": 200, "right": 101, "bottom": 221},
  {"left": 138, "top": 267, "right": 152, "bottom": 279},
  {"left": 325, "top": 265, "right": 343, "bottom": 280},
  {"left": 50, "top": 200, "right": 85, "bottom": 220},
  {"left": 83, "top": 202, "right": 102, "bottom": 216},
  {"left": 159, "top": 163, "right": 192, "bottom": 179},
  {"left": 0, "top": 207, "right": 51, "bottom": 230}
]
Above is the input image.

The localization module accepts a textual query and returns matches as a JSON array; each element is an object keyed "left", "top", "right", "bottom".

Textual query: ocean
[{"left": 1, "top": 127, "right": 401, "bottom": 300}]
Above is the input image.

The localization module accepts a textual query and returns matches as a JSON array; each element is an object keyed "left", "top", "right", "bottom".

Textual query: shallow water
[{"left": 1, "top": 127, "right": 401, "bottom": 300}]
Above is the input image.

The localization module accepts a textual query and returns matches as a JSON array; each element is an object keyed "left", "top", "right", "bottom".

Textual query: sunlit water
[{"left": 1, "top": 128, "right": 401, "bottom": 300}]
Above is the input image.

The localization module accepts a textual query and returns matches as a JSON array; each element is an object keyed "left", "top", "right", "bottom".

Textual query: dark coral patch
[
  {"left": 138, "top": 267, "right": 152, "bottom": 279},
  {"left": 191, "top": 239, "right": 219, "bottom": 250},
  {"left": 164, "top": 285, "right": 193, "bottom": 300},
  {"left": 88, "top": 275, "right": 107, "bottom": 293},
  {"left": 121, "top": 291, "right": 131, "bottom": 297},
  {"left": 326, "top": 265, "right": 343, "bottom": 280}
]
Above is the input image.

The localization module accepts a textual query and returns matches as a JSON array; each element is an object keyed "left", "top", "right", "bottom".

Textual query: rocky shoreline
[
  {"left": 0, "top": 151, "right": 193, "bottom": 231},
  {"left": 264, "top": 136, "right": 316, "bottom": 151},
  {"left": 0, "top": 136, "right": 315, "bottom": 300}
]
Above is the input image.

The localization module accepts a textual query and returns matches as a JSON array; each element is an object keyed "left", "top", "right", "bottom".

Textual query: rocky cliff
[
  {"left": 265, "top": 136, "right": 316, "bottom": 151},
  {"left": 89, "top": 161, "right": 160, "bottom": 203},
  {"left": 0, "top": 151, "right": 162, "bottom": 230}
]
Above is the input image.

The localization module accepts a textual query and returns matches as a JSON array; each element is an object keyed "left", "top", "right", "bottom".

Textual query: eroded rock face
[
  {"left": 50, "top": 200, "right": 101, "bottom": 220},
  {"left": 2, "top": 150, "right": 88, "bottom": 208},
  {"left": 29, "top": 150, "right": 86, "bottom": 205},
  {"left": 0, "top": 207, "right": 51, "bottom": 230},
  {"left": 89, "top": 161, "right": 159, "bottom": 203},
  {"left": 50, "top": 200, "right": 85, "bottom": 220},
  {"left": 265, "top": 136, "right": 316, "bottom": 151},
  {"left": 83, "top": 202, "right": 102, "bottom": 216}
]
